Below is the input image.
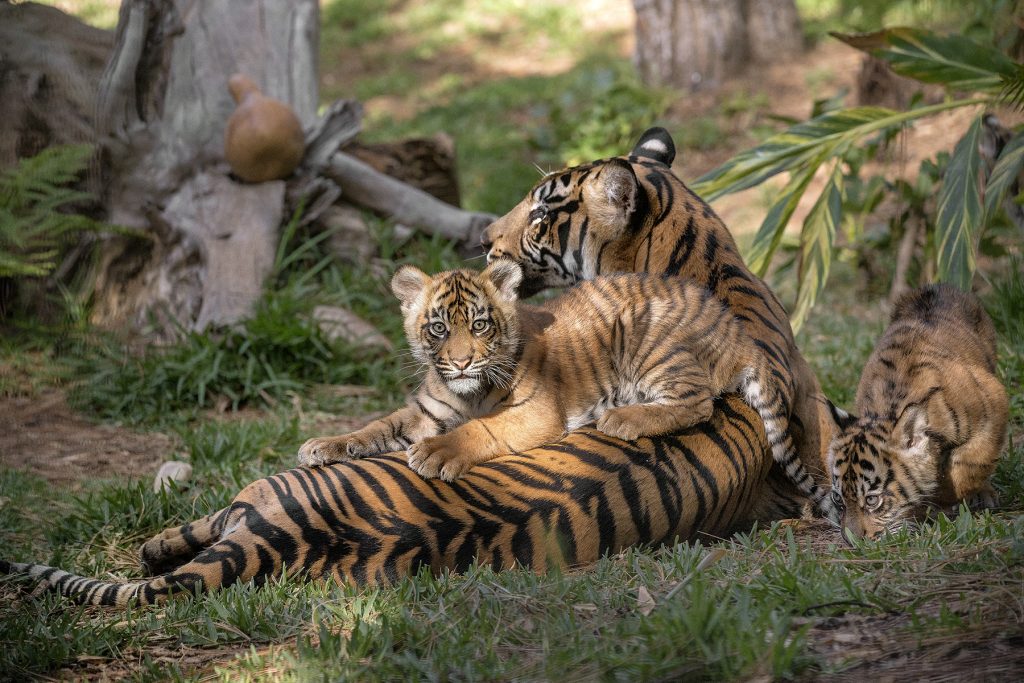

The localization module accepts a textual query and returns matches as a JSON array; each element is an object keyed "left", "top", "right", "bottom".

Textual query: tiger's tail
[
  {"left": 0, "top": 559, "right": 205, "bottom": 606},
  {"left": 2, "top": 503, "right": 260, "bottom": 606},
  {"left": 742, "top": 368, "right": 839, "bottom": 524}
]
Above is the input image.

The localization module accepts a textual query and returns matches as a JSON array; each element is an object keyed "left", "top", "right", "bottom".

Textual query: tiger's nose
[
  {"left": 480, "top": 223, "right": 498, "bottom": 253},
  {"left": 451, "top": 357, "right": 473, "bottom": 371}
]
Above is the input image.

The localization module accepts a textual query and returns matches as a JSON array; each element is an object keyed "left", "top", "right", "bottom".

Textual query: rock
[
  {"left": 224, "top": 73, "right": 306, "bottom": 183},
  {"left": 312, "top": 305, "right": 394, "bottom": 351},
  {"left": 323, "top": 204, "right": 378, "bottom": 264},
  {"left": 153, "top": 460, "right": 193, "bottom": 494}
]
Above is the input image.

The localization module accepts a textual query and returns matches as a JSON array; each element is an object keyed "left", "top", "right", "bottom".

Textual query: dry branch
[{"left": 326, "top": 151, "right": 494, "bottom": 245}]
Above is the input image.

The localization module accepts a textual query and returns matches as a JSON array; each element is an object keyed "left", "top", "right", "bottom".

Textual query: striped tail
[
  {"left": 1, "top": 560, "right": 201, "bottom": 606},
  {"left": 742, "top": 372, "right": 840, "bottom": 525}
]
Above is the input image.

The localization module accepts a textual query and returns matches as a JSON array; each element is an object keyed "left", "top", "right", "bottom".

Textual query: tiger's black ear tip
[
  {"left": 632, "top": 126, "right": 676, "bottom": 166},
  {"left": 828, "top": 400, "right": 858, "bottom": 431}
]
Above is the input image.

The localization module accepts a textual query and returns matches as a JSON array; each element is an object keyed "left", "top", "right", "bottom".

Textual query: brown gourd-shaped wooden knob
[{"left": 224, "top": 74, "right": 305, "bottom": 183}]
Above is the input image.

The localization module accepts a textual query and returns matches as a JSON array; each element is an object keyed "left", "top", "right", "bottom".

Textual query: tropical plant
[
  {"left": 692, "top": 27, "right": 1024, "bottom": 331},
  {"left": 0, "top": 144, "right": 105, "bottom": 279}
]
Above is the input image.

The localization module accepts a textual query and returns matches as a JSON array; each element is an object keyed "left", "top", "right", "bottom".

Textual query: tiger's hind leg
[
  {"left": 139, "top": 508, "right": 231, "bottom": 576},
  {"left": 596, "top": 363, "right": 716, "bottom": 441}
]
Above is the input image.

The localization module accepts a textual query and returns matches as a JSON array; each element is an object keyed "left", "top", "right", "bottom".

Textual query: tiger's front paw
[
  {"left": 407, "top": 435, "right": 477, "bottom": 482},
  {"left": 297, "top": 436, "right": 355, "bottom": 467}
]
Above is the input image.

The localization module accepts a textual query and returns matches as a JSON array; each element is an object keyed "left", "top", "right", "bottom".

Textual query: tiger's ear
[
  {"left": 828, "top": 400, "right": 858, "bottom": 432},
  {"left": 895, "top": 404, "right": 929, "bottom": 454},
  {"left": 391, "top": 266, "right": 431, "bottom": 308},
  {"left": 483, "top": 259, "right": 522, "bottom": 301},
  {"left": 590, "top": 158, "right": 639, "bottom": 221},
  {"left": 631, "top": 127, "right": 676, "bottom": 166}
]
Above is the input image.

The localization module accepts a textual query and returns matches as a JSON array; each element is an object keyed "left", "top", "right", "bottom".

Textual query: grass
[{"left": 1, "top": 262, "right": 1022, "bottom": 681}]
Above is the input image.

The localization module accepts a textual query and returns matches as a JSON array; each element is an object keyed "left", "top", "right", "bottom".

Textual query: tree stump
[{"left": 89, "top": 0, "right": 320, "bottom": 337}]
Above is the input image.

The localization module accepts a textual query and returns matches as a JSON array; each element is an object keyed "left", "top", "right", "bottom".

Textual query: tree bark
[
  {"left": 632, "top": 0, "right": 803, "bottom": 91},
  {"left": 745, "top": 0, "right": 804, "bottom": 63}
]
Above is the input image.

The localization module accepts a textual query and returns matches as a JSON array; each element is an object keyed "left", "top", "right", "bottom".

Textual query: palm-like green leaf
[
  {"left": 832, "top": 28, "right": 1016, "bottom": 94},
  {"left": 936, "top": 114, "right": 985, "bottom": 290},
  {"left": 983, "top": 128, "right": 1024, "bottom": 222},
  {"left": 792, "top": 164, "right": 843, "bottom": 334},
  {"left": 692, "top": 99, "right": 984, "bottom": 203},
  {"left": 745, "top": 162, "right": 820, "bottom": 276}
]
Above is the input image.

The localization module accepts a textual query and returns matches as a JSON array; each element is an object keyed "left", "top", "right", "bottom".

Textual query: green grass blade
[
  {"left": 983, "top": 128, "right": 1024, "bottom": 224},
  {"left": 791, "top": 164, "right": 843, "bottom": 333},
  {"left": 936, "top": 114, "right": 985, "bottom": 290}
]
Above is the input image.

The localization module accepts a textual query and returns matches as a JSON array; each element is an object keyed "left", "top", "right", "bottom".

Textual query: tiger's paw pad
[
  {"left": 297, "top": 437, "right": 353, "bottom": 467},
  {"left": 407, "top": 437, "right": 470, "bottom": 481},
  {"left": 596, "top": 406, "right": 663, "bottom": 441}
]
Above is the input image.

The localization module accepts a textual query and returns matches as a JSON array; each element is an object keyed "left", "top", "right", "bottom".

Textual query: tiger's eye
[
  {"left": 471, "top": 319, "right": 489, "bottom": 333},
  {"left": 430, "top": 322, "right": 447, "bottom": 337},
  {"left": 863, "top": 493, "right": 882, "bottom": 510}
]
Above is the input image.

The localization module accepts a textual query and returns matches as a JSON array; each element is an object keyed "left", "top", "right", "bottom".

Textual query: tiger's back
[{"left": 829, "top": 285, "right": 1009, "bottom": 539}]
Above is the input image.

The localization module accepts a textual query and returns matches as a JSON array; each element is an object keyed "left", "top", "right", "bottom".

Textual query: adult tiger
[
  {"left": 3, "top": 399, "right": 768, "bottom": 605},
  {"left": 482, "top": 127, "right": 838, "bottom": 521},
  {"left": 2, "top": 131, "right": 787, "bottom": 605}
]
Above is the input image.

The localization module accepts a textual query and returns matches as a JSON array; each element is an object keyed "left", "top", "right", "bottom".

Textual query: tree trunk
[
  {"left": 89, "top": 0, "right": 320, "bottom": 337},
  {"left": 632, "top": 0, "right": 803, "bottom": 91},
  {"left": 745, "top": 0, "right": 803, "bottom": 63}
]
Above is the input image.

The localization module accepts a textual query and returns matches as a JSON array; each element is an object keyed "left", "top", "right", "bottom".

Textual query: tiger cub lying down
[
  {"left": 299, "top": 260, "right": 794, "bottom": 482},
  {"left": 828, "top": 284, "right": 1009, "bottom": 540}
]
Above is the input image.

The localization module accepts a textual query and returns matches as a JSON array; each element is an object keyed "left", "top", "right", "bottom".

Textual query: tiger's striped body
[
  {"left": 3, "top": 128, "right": 798, "bottom": 605},
  {"left": 828, "top": 285, "right": 1009, "bottom": 540},
  {"left": 3, "top": 400, "right": 768, "bottom": 605},
  {"left": 301, "top": 264, "right": 787, "bottom": 485},
  {"left": 482, "top": 127, "right": 838, "bottom": 521}
]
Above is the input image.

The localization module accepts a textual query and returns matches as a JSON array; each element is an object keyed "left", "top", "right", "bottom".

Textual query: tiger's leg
[
  {"left": 138, "top": 508, "right": 231, "bottom": 575},
  {"left": 596, "top": 361, "right": 716, "bottom": 441},
  {"left": 742, "top": 370, "right": 839, "bottom": 524},
  {"left": 299, "top": 406, "right": 442, "bottom": 466},
  {"left": 942, "top": 370, "right": 1009, "bottom": 505},
  {"left": 408, "top": 396, "right": 564, "bottom": 481}
]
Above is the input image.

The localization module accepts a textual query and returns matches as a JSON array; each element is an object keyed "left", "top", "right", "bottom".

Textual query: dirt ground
[{"left": 0, "top": 391, "right": 180, "bottom": 489}]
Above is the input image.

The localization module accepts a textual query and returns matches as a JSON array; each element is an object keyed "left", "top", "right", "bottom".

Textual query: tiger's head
[
  {"left": 481, "top": 127, "right": 676, "bottom": 296},
  {"left": 827, "top": 405, "right": 938, "bottom": 541},
  {"left": 391, "top": 260, "right": 524, "bottom": 396}
]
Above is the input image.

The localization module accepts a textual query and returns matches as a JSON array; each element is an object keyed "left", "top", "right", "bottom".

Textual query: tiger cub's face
[
  {"left": 390, "top": 261, "right": 524, "bottom": 396},
  {"left": 828, "top": 407, "right": 936, "bottom": 541}
]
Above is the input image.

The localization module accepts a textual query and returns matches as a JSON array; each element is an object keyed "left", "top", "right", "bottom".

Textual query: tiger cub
[
  {"left": 828, "top": 284, "right": 1009, "bottom": 540},
  {"left": 299, "top": 261, "right": 795, "bottom": 483}
]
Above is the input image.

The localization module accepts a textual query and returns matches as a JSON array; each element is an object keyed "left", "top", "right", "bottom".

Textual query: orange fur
[
  {"left": 482, "top": 127, "right": 837, "bottom": 521},
  {"left": 828, "top": 285, "right": 1009, "bottom": 540},
  {"left": 302, "top": 264, "right": 783, "bottom": 483}
]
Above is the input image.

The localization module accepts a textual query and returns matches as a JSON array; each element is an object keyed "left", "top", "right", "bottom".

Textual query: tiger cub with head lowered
[
  {"left": 828, "top": 284, "right": 1009, "bottom": 540},
  {"left": 299, "top": 260, "right": 792, "bottom": 482}
]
